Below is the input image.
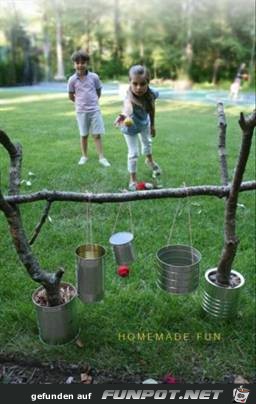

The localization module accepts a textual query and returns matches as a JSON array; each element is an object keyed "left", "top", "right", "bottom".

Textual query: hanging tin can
[
  {"left": 76, "top": 243, "right": 106, "bottom": 303},
  {"left": 109, "top": 232, "right": 136, "bottom": 265}
]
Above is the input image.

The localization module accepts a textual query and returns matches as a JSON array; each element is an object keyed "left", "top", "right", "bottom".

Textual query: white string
[
  {"left": 183, "top": 182, "right": 194, "bottom": 264},
  {"left": 112, "top": 202, "right": 134, "bottom": 235},
  {"left": 166, "top": 183, "right": 194, "bottom": 265},
  {"left": 128, "top": 202, "right": 135, "bottom": 235},
  {"left": 166, "top": 199, "right": 182, "bottom": 245},
  {"left": 86, "top": 201, "right": 93, "bottom": 246},
  {"left": 112, "top": 203, "right": 123, "bottom": 235}
]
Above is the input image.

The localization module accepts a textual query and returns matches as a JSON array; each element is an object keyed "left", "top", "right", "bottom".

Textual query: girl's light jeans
[{"left": 123, "top": 126, "right": 152, "bottom": 173}]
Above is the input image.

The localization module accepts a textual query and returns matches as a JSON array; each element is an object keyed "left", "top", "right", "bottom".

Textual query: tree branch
[
  {"left": 29, "top": 201, "right": 52, "bottom": 245},
  {"left": 217, "top": 102, "right": 229, "bottom": 186},
  {"left": 3, "top": 181, "right": 255, "bottom": 205},
  {"left": 216, "top": 110, "right": 256, "bottom": 285},
  {"left": 0, "top": 130, "right": 63, "bottom": 306},
  {"left": 0, "top": 129, "right": 22, "bottom": 195}
]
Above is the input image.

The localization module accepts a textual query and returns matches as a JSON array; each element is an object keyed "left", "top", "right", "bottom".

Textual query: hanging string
[
  {"left": 86, "top": 199, "right": 93, "bottom": 246},
  {"left": 166, "top": 199, "right": 183, "bottom": 245},
  {"left": 183, "top": 182, "right": 194, "bottom": 264},
  {"left": 112, "top": 202, "right": 123, "bottom": 235},
  {"left": 112, "top": 202, "right": 135, "bottom": 235},
  {"left": 128, "top": 202, "right": 135, "bottom": 235},
  {"left": 166, "top": 183, "right": 194, "bottom": 264}
]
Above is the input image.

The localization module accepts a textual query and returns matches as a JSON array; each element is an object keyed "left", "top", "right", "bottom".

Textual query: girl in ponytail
[{"left": 115, "top": 65, "right": 161, "bottom": 191}]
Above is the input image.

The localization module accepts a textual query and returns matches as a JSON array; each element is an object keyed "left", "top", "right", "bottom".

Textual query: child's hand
[
  {"left": 151, "top": 126, "right": 156, "bottom": 137},
  {"left": 114, "top": 114, "right": 134, "bottom": 127},
  {"left": 123, "top": 117, "right": 134, "bottom": 127},
  {"left": 114, "top": 114, "right": 126, "bottom": 127}
]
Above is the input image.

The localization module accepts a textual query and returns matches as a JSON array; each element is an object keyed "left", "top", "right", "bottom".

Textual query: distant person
[
  {"left": 115, "top": 65, "right": 161, "bottom": 191},
  {"left": 229, "top": 63, "right": 248, "bottom": 100},
  {"left": 67, "top": 50, "right": 110, "bottom": 167}
]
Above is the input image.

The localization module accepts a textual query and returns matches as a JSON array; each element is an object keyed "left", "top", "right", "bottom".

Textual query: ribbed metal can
[
  {"left": 32, "top": 282, "right": 79, "bottom": 345},
  {"left": 201, "top": 268, "right": 245, "bottom": 319},
  {"left": 156, "top": 244, "right": 201, "bottom": 294},
  {"left": 76, "top": 244, "right": 106, "bottom": 303}
]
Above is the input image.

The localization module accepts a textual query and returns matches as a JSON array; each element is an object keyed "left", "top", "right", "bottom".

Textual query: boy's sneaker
[
  {"left": 145, "top": 159, "right": 161, "bottom": 177},
  {"left": 78, "top": 156, "right": 88, "bottom": 165},
  {"left": 99, "top": 157, "right": 111, "bottom": 167}
]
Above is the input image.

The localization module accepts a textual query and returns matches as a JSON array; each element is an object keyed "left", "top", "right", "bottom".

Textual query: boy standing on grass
[{"left": 67, "top": 50, "right": 111, "bottom": 167}]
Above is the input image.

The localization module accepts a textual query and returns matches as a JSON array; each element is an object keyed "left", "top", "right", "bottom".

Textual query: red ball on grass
[{"left": 136, "top": 181, "right": 146, "bottom": 190}]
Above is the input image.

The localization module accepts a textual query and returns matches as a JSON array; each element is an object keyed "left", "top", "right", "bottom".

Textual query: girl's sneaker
[
  {"left": 145, "top": 159, "right": 161, "bottom": 177},
  {"left": 128, "top": 182, "right": 137, "bottom": 191}
]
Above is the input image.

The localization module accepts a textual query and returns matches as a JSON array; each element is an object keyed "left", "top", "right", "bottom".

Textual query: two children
[
  {"left": 68, "top": 52, "right": 160, "bottom": 189},
  {"left": 67, "top": 51, "right": 110, "bottom": 167}
]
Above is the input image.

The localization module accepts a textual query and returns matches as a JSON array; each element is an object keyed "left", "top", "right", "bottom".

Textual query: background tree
[{"left": 53, "top": 0, "right": 65, "bottom": 80}]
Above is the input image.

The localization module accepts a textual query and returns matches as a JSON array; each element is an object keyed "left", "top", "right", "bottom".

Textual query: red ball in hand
[{"left": 117, "top": 265, "right": 130, "bottom": 277}]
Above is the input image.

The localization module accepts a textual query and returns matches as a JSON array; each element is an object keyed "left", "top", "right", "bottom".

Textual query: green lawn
[{"left": 0, "top": 89, "right": 255, "bottom": 382}]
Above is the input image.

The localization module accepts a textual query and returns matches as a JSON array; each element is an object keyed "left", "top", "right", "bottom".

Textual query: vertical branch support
[
  {"left": 217, "top": 102, "right": 229, "bottom": 186},
  {"left": 0, "top": 129, "right": 64, "bottom": 306},
  {"left": 216, "top": 110, "right": 256, "bottom": 285}
]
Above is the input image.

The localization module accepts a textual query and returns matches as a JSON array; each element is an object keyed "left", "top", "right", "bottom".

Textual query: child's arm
[
  {"left": 122, "top": 98, "right": 133, "bottom": 117},
  {"left": 68, "top": 92, "right": 75, "bottom": 102},
  {"left": 94, "top": 74, "right": 102, "bottom": 98},
  {"left": 96, "top": 88, "right": 102, "bottom": 98},
  {"left": 149, "top": 104, "right": 156, "bottom": 137},
  {"left": 149, "top": 88, "right": 159, "bottom": 137},
  {"left": 114, "top": 98, "right": 133, "bottom": 126},
  {"left": 67, "top": 77, "right": 75, "bottom": 102}
]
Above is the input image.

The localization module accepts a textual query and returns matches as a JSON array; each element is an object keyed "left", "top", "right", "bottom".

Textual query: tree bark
[
  {"left": 3, "top": 182, "right": 255, "bottom": 206},
  {"left": 217, "top": 102, "right": 229, "bottom": 186},
  {"left": 113, "top": 0, "right": 123, "bottom": 59},
  {"left": 0, "top": 130, "right": 64, "bottom": 306},
  {"left": 54, "top": 0, "right": 65, "bottom": 81},
  {"left": 216, "top": 110, "right": 256, "bottom": 285},
  {"left": 43, "top": 10, "right": 51, "bottom": 82}
]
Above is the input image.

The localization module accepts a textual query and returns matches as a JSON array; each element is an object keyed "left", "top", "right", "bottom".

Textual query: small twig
[
  {"left": 25, "top": 367, "right": 38, "bottom": 384},
  {"left": 29, "top": 201, "right": 52, "bottom": 245}
]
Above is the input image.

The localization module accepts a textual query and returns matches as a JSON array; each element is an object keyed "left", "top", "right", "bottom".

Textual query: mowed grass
[{"left": 0, "top": 89, "right": 255, "bottom": 382}]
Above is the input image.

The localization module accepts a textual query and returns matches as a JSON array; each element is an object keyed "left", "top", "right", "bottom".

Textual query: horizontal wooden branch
[{"left": 4, "top": 181, "right": 256, "bottom": 204}]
